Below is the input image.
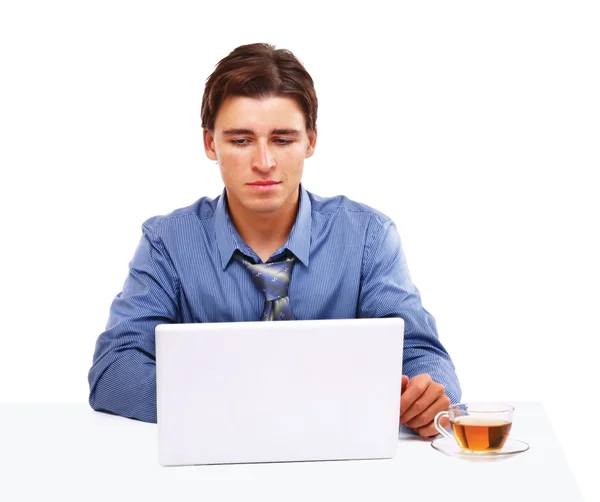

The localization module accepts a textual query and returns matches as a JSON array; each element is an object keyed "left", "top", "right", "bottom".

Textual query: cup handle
[{"left": 434, "top": 411, "right": 455, "bottom": 441}]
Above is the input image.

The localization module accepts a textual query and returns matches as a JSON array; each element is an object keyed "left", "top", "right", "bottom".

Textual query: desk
[{"left": 0, "top": 402, "right": 582, "bottom": 501}]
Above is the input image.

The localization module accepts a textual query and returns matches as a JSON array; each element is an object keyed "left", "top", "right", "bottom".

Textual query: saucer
[{"left": 431, "top": 438, "right": 530, "bottom": 461}]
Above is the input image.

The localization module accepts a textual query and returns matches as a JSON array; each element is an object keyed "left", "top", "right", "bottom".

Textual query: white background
[{"left": 1, "top": 1, "right": 598, "bottom": 500}]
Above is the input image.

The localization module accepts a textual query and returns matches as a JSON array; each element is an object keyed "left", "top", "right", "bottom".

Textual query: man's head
[
  {"left": 201, "top": 43, "right": 317, "bottom": 134},
  {"left": 201, "top": 43, "right": 318, "bottom": 219}
]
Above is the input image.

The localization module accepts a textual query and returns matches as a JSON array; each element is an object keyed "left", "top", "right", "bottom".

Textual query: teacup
[{"left": 434, "top": 403, "right": 514, "bottom": 453}]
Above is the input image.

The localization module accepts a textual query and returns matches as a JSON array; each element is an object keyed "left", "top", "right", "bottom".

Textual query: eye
[
  {"left": 274, "top": 138, "right": 294, "bottom": 146},
  {"left": 231, "top": 138, "right": 250, "bottom": 147}
]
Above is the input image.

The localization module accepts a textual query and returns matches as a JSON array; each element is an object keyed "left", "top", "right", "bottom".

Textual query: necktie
[{"left": 237, "top": 252, "right": 296, "bottom": 321}]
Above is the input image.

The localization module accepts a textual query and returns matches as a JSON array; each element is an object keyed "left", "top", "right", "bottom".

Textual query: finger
[
  {"left": 414, "top": 415, "right": 450, "bottom": 438},
  {"left": 399, "top": 374, "right": 432, "bottom": 423},
  {"left": 412, "top": 417, "right": 451, "bottom": 439},
  {"left": 400, "top": 374, "right": 432, "bottom": 418},
  {"left": 401, "top": 375, "right": 409, "bottom": 393},
  {"left": 401, "top": 380, "right": 444, "bottom": 425},
  {"left": 399, "top": 376, "right": 410, "bottom": 416},
  {"left": 404, "top": 390, "right": 449, "bottom": 429},
  {"left": 405, "top": 393, "right": 451, "bottom": 430},
  {"left": 415, "top": 420, "right": 443, "bottom": 438}
]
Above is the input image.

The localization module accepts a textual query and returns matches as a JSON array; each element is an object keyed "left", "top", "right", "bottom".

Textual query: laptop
[{"left": 155, "top": 317, "right": 404, "bottom": 466}]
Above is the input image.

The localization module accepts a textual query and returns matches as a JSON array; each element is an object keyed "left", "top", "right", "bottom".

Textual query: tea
[{"left": 451, "top": 417, "right": 512, "bottom": 452}]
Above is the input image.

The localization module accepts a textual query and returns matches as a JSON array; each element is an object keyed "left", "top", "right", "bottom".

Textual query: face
[{"left": 203, "top": 96, "right": 317, "bottom": 219}]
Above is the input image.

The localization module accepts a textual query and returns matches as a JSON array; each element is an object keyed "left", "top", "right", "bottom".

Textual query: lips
[
  {"left": 246, "top": 180, "right": 280, "bottom": 192},
  {"left": 247, "top": 181, "right": 279, "bottom": 186}
]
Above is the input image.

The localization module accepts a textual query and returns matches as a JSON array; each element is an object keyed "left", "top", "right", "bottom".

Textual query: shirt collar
[
  {"left": 215, "top": 185, "right": 312, "bottom": 270},
  {"left": 285, "top": 185, "right": 311, "bottom": 267}
]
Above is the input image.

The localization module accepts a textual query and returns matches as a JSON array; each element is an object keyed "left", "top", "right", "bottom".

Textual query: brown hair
[{"left": 201, "top": 43, "right": 318, "bottom": 132}]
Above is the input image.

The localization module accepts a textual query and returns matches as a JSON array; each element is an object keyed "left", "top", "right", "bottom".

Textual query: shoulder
[
  {"left": 141, "top": 195, "right": 220, "bottom": 236},
  {"left": 307, "top": 189, "right": 393, "bottom": 228}
]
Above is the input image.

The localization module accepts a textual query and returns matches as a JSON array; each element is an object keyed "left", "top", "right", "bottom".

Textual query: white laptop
[{"left": 155, "top": 317, "right": 404, "bottom": 466}]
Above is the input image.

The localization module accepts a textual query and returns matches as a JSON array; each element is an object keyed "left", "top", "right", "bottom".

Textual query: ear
[
  {"left": 305, "top": 127, "right": 318, "bottom": 159},
  {"left": 203, "top": 129, "right": 218, "bottom": 161}
]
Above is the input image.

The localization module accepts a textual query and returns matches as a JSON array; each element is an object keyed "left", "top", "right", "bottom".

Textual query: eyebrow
[{"left": 222, "top": 128, "right": 301, "bottom": 136}]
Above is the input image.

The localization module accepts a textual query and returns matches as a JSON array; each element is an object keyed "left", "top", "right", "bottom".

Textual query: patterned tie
[{"left": 237, "top": 252, "right": 296, "bottom": 321}]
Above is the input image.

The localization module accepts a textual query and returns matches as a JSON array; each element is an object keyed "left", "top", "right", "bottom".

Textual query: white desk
[{"left": 0, "top": 402, "right": 583, "bottom": 501}]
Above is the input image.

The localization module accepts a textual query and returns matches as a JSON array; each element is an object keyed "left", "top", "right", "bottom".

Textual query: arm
[
  {"left": 88, "top": 223, "right": 180, "bottom": 423},
  {"left": 358, "top": 218, "right": 461, "bottom": 434}
]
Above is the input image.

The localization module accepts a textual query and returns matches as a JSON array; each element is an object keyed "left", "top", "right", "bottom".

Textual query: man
[{"left": 88, "top": 43, "right": 460, "bottom": 437}]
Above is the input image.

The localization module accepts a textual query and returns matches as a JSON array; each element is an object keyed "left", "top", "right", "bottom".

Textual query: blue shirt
[{"left": 88, "top": 186, "right": 461, "bottom": 423}]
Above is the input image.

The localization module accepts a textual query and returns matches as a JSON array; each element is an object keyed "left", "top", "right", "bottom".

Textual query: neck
[{"left": 227, "top": 189, "right": 300, "bottom": 262}]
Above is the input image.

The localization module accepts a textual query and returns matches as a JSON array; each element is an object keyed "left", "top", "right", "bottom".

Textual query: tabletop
[{"left": 0, "top": 401, "right": 583, "bottom": 501}]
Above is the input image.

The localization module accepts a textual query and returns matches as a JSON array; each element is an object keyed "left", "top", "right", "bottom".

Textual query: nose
[{"left": 252, "top": 140, "right": 276, "bottom": 172}]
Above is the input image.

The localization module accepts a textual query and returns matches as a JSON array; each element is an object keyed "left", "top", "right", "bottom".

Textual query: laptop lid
[{"left": 155, "top": 317, "right": 404, "bottom": 466}]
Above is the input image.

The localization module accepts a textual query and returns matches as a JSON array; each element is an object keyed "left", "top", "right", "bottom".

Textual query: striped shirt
[{"left": 88, "top": 186, "right": 461, "bottom": 423}]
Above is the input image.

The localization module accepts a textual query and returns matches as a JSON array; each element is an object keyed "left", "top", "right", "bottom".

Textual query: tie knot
[{"left": 238, "top": 254, "right": 295, "bottom": 301}]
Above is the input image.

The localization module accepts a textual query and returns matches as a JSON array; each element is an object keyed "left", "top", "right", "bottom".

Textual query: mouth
[{"left": 247, "top": 181, "right": 281, "bottom": 191}]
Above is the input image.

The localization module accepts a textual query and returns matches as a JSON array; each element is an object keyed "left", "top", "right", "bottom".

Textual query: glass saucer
[{"left": 431, "top": 438, "right": 530, "bottom": 462}]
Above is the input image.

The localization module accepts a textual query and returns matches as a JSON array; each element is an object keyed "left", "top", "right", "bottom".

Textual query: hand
[{"left": 399, "top": 374, "right": 451, "bottom": 438}]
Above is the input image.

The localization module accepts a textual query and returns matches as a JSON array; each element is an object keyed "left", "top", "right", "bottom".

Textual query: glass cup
[{"left": 434, "top": 403, "right": 515, "bottom": 453}]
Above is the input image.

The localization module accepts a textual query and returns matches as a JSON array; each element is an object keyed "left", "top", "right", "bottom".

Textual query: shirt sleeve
[
  {"left": 358, "top": 218, "right": 462, "bottom": 405},
  {"left": 87, "top": 223, "right": 180, "bottom": 423}
]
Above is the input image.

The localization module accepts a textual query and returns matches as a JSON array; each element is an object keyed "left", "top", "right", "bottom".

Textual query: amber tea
[{"left": 451, "top": 417, "right": 512, "bottom": 452}]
